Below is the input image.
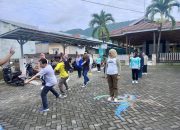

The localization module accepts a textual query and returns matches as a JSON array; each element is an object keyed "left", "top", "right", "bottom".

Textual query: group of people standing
[
  {"left": 105, "top": 49, "right": 149, "bottom": 102},
  {"left": 129, "top": 51, "right": 148, "bottom": 84}
]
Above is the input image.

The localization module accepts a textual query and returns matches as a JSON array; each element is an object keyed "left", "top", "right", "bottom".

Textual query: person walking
[
  {"left": 25, "top": 58, "right": 59, "bottom": 112},
  {"left": 81, "top": 52, "right": 90, "bottom": 87},
  {"left": 89, "top": 54, "right": 93, "bottom": 72},
  {"left": 96, "top": 55, "right": 102, "bottom": 72},
  {"left": 54, "top": 57, "right": 69, "bottom": 97},
  {"left": 129, "top": 52, "right": 141, "bottom": 84},
  {"left": 138, "top": 52, "right": 144, "bottom": 78},
  {"left": 142, "top": 52, "right": 148, "bottom": 75},
  {"left": 106, "top": 49, "right": 121, "bottom": 102},
  {"left": 75, "top": 54, "right": 83, "bottom": 78},
  {"left": 102, "top": 54, "right": 107, "bottom": 77}
]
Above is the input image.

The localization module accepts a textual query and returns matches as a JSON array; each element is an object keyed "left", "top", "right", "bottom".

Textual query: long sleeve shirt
[{"left": 129, "top": 57, "right": 141, "bottom": 69}]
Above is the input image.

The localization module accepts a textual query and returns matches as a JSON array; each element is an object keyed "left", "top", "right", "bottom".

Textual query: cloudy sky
[{"left": 0, "top": 0, "right": 180, "bottom": 31}]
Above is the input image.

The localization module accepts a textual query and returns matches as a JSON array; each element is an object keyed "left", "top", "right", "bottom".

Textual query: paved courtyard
[{"left": 0, "top": 66, "right": 180, "bottom": 130}]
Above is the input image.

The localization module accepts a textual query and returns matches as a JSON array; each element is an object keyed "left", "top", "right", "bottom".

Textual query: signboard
[{"left": 101, "top": 44, "right": 107, "bottom": 49}]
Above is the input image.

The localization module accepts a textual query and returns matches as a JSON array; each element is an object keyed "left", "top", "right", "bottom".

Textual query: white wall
[
  {"left": 0, "top": 21, "right": 36, "bottom": 59},
  {"left": 36, "top": 43, "right": 49, "bottom": 53},
  {"left": 66, "top": 46, "right": 85, "bottom": 54},
  {"left": 0, "top": 39, "right": 36, "bottom": 59},
  {"left": 49, "top": 43, "right": 64, "bottom": 54},
  {"left": 48, "top": 43, "right": 85, "bottom": 54}
]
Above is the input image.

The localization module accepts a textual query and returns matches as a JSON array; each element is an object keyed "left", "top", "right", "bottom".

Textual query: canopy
[{"left": 0, "top": 27, "right": 102, "bottom": 57}]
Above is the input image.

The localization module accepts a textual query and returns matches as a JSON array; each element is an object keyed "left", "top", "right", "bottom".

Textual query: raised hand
[{"left": 10, "top": 47, "right": 15, "bottom": 55}]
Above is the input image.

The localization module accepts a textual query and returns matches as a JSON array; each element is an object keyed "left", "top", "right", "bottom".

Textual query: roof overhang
[
  {"left": 0, "top": 27, "right": 102, "bottom": 46},
  {"left": 110, "top": 27, "right": 180, "bottom": 45},
  {"left": 111, "top": 27, "right": 180, "bottom": 37}
]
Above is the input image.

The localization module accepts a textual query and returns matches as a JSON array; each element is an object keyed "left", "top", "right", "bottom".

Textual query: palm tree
[
  {"left": 145, "top": 0, "right": 180, "bottom": 58},
  {"left": 89, "top": 10, "right": 115, "bottom": 41}
]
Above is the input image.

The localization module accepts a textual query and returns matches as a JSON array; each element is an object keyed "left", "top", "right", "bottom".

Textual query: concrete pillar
[
  {"left": 19, "top": 58, "right": 27, "bottom": 75},
  {"left": 152, "top": 54, "right": 156, "bottom": 65}
]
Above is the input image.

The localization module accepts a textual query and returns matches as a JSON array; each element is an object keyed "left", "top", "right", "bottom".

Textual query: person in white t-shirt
[
  {"left": 25, "top": 58, "right": 59, "bottom": 112},
  {"left": 106, "top": 49, "right": 121, "bottom": 102},
  {"left": 89, "top": 54, "right": 93, "bottom": 72}
]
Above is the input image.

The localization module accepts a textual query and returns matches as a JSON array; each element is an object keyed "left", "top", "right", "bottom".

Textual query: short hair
[{"left": 39, "top": 58, "right": 47, "bottom": 64}]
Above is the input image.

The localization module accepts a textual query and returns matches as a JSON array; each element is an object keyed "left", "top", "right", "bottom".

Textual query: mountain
[{"left": 65, "top": 20, "right": 135, "bottom": 37}]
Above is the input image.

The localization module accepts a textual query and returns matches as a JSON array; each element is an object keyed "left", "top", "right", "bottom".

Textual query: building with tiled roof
[{"left": 110, "top": 18, "right": 180, "bottom": 62}]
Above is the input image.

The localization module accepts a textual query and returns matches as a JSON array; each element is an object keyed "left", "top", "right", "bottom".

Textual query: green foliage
[
  {"left": 89, "top": 10, "right": 115, "bottom": 41},
  {"left": 145, "top": 0, "right": 180, "bottom": 27},
  {"left": 145, "top": 0, "right": 180, "bottom": 55}
]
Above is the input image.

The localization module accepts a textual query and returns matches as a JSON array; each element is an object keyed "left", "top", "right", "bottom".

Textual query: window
[{"left": 52, "top": 48, "right": 59, "bottom": 54}]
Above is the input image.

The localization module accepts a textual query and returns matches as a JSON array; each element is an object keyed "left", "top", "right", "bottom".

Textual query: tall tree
[
  {"left": 145, "top": 0, "right": 180, "bottom": 57},
  {"left": 89, "top": 10, "right": 115, "bottom": 42}
]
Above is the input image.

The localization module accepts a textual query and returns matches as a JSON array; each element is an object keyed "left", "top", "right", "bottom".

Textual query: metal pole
[
  {"left": 20, "top": 43, "right": 24, "bottom": 58},
  {"left": 17, "top": 39, "right": 27, "bottom": 58}
]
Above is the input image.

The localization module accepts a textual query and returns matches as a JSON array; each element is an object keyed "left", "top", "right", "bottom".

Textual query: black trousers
[
  {"left": 97, "top": 64, "right": 101, "bottom": 71},
  {"left": 143, "top": 65, "right": 147, "bottom": 73},
  {"left": 132, "top": 69, "right": 139, "bottom": 80},
  {"left": 77, "top": 67, "right": 82, "bottom": 78},
  {"left": 41, "top": 86, "right": 59, "bottom": 109}
]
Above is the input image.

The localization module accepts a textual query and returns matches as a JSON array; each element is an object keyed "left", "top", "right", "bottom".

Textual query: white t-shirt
[
  {"left": 37, "top": 65, "right": 57, "bottom": 86},
  {"left": 89, "top": 56, "right": 93, "bottom": 65},
  {"left": 106, "top": 58, "right": 118, "bottom": 75}
]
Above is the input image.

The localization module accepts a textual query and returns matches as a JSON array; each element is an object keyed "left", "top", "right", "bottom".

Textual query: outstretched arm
[
  {"left": 0, "top": 48, "right": 15, "bottom": 65},
  {"left": 25, "top": 73, "right": 39, "bottom": 84}
]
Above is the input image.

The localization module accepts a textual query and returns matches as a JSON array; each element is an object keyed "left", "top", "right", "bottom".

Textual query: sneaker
[
  {"left": 39, "top": 108, "right": 49, "bottom": 112},
  {"left": 135, "top": 81, "right": 138, "bottom": 83},
  {"left": 132, "top": 81, "right": 135, "bottom": 84},
  {"left": 56, "top": 95, "right": 60, "bottom": 100},
  {"left": 114, "top": 98, "right": 119, "bottom": 102},
  {"left": 86, "top": 81, "right": 90, "bottom": 85},
  {"left": 66, "top": 77, "right": 70, "bottom": 83},
  {"left": 107, "top": 97, "right": 112, "bottom": 101},
  {"left": 82, "top": 83, "right": 88, "bottom": 87},
  {"left": 81, "top": 85, "right": 86, "bottom": 88},
  {"left": 61, "top": 94, "right": 67, "bottom": 98},
  {"left": 66, "top": 88, "right": 71, "bottom": 91}
]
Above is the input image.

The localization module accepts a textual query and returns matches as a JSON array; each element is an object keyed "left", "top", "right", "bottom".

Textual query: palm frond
[
  {"left": 89, "top": 10, "right": 115, "bottom": 39},
  {"left": 89, "top": 19, "right": 100, "bottom": 27},
  {"left": 166, "top": 13, "right": 176, "bottom": 28},
  {"left": 104, "top": 26, "right": 110, "bottom": 41},
  {"left": 92, "top": 26, "right": 99, "bottom": 38},
  {"left": 149, "top": 9, "right": 161, "bottom": 20},
  {"left": 105, "top": 16, "right": 115, "bottom": 23}
]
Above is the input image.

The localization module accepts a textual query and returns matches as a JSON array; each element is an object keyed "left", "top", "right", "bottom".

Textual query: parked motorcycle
[
  {"left": 2, "top": 64, "right": 25, "bottom": 86},
  {"left": 25, "top": 62, "right": 34, "bottom": 77}
]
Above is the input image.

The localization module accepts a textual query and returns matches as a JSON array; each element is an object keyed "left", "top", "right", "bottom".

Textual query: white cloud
[{"left": 0, "top": 0, "right": 180, "bottom": 31}]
